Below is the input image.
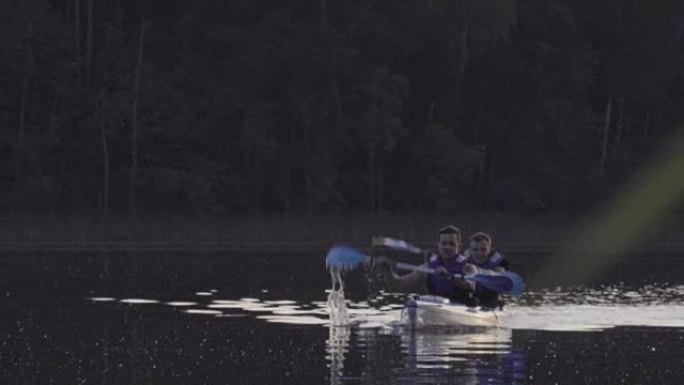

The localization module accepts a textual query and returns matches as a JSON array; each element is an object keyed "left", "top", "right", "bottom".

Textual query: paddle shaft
[
  {"left": 395, "top": 261, "right": 517, "bottom": 294},
  {"left": 395, "top": 262, "right": 443, "bottom": 275}
]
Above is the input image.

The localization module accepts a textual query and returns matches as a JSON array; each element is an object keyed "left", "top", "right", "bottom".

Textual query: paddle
[
  {"left": 372, "top": 236, "right": 525, "bottom": 296},
  {"left": 326, "top": 244, "right": 524, "bottom": 296}
]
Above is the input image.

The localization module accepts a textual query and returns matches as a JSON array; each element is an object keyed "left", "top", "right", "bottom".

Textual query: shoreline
[
  {"left": 1, "top": 213, "right": 682, "bottom": 252},
  {"left": 0, "top": 239, "right": 563, "bottom": 253}
]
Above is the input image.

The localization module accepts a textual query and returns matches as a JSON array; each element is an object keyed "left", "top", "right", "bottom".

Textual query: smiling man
[
  {"left": 464, "top": 232, "right": 510, "bottom": 308},
  {"left": 372, "top": 225, "right": 474, "bottom": 303},
  {"left": 423, "top": 225, "right": 475, "bottom": 305}
]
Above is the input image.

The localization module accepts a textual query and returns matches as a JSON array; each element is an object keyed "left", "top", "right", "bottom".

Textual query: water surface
[{"left": 1, "top": 251, "right": 682, "bottom": 384}]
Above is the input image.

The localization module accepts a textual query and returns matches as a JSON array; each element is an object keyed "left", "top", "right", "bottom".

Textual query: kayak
[{"left": 400, "top": 295, "right": 508, "bottom": 328}]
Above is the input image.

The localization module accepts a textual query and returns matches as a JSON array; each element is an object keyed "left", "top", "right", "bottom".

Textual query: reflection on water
[
  {"left": 324, "top": 324, "right": 525, "bottom": 385},
  {"left": 327, "top": 290, "right": 350, "bottom": 326},
  {"left": 521, "top": 283, "right": 684, "bottom": 306},
  {"left": 119, "top": 298, "right": 160, "bottom": 304},
  {"left": 164, "top": 301, "right": 197, "bottom": 307},
  {"left": 85, "top": 283, "right": 684, "bottom": 330},
  {"left": 398, "top": 328, "right": 525, "bottom": 384},
  {"left": 327, "top": 326, "right": 351, "bottom": 385},
  {"left": 88, "top": 297, "right": 116, "bottom": 302},
  {"left": 509, "top": 304, "right": 684, "bottom": 330},
  {"left": 402, "top": 327, "right": 513, "bottom": 364},
  {"left": 185, "top": 308, "right": 222, "bottom": 315}
]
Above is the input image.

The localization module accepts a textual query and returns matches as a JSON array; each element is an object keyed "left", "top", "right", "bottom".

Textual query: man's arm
[{"left": 372, "top": 256, "right": 428, "bottom": 293}]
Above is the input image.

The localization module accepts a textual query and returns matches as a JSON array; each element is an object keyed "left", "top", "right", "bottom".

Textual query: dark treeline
[{"left": 3, "top": 0, "right": 684, "bottom": 217}]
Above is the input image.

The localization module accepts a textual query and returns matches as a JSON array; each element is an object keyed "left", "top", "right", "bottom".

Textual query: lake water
[{"left": 1, "top": 250, "right": 683, "bottom": 384}]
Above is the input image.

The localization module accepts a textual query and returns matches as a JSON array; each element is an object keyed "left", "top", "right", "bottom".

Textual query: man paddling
[
  {"left": 463, "top": 232, "right": 510, "bottom": 309},
  {"left": 423, "top": 225, "right": 478, "bottom": 306},
  {"left": 374, "top": 225, "right": 478, "bottom": 306}
]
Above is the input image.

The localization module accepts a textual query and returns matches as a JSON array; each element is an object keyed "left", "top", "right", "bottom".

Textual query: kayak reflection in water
[{"left": 401, "top": 327, "right": 527, "bottom": 384}]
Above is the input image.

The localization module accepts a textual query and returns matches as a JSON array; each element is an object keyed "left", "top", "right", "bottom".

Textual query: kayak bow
[{"left": 401, "top": 295, "right": 509, "bottom": 328}]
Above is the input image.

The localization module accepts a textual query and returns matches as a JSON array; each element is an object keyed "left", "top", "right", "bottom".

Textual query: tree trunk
[
  {"left": 653, "top": 103, "right": 663, "bottom": 139},
  {"left": 281, "top": 154, "right": 291, "bottom": 217},
  {"left": 613, "top": 95, "right": 625, "bottom": 155},
  {"left": 282, "top": 125, "right": 295, "bottom": 217},
  {"left": 18, "top": 23, "right": 34, "bottom": 151},
  {"left": 600, "top": 94, "right": 613, "bottom": 173},
  {"left": 47, "top": 98, "right": 58, "bottom": 141},
  {"left": 472, "top": 91, "right": 483, "bottom": 144},
  {"left": 85, "top": 0, "right": 93, "bottom": 83},
  {"left": 377, "top": 168, "right": 384, "bottom": 213},
  {"left": 114, "top": 0, "right": 124, "bottom": 30},
  {"left": 483, "top": 153, "right": 496, "bottom": 211},
  {"left": 458, "top": 23, "right": 469, "bottom": 81},
  {"left": 368, "top": 139, "right": 376, "bottom": 213},
  {"left": 129, "top": 20, "right": 146, "bottom": 217},
  {"left": 74, "top": 0, "right": 81, "bottom": 78},
  {"left": 100, "top": 92, "right": 110, "bottom": 218},
  {"left": 318, "top": 0, "right": 343, "bottom": 121},
  {"left": 14, "top": 22, "right": 35, "bottom": 210},
  {"left": 472, "top": 145, "right": 486, "bottom": 207},
  {"left": 60, "top": 0, "right": 69, "bottom": 19},
  {"left": 305, "top": 176, "right": 313, "bottom": 215},
  {"left": 100, "top": 23, "right": 111, "bottom": 219}
]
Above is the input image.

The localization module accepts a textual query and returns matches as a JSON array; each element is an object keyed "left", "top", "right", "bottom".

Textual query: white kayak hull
[{"left": 400, "top": 295, "right": 508, "bottom": 328}]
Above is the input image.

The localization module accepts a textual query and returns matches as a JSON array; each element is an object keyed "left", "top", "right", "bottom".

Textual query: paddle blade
[
  {"left": 467, "top": 271, "right": 525, "bottom": 296},
  {"left": 325, "top": 245, "right": 368, "bottom": 271},
  {"left": 501, "top": 271, "right": 525, "bottom": 296},
  {"left": 372, "top": 237, "right": 422, "bottom": 254}
]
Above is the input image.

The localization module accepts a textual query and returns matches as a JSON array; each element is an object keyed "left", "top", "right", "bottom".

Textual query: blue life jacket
[
  {"left": 464, "top": 250, "right": 507, "bottom": 295},
  {"left": 426, "top": 254, "right": 466, "bottom": 296}
]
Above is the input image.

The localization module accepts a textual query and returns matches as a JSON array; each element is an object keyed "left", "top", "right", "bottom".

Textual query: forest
[{"left": 3, "top": 0, "right": 684, "bottom": 218}]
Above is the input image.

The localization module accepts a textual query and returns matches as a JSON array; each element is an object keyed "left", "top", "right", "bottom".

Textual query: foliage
[{"left": 3, "top": 0, "right": 684, "bottom": 216}]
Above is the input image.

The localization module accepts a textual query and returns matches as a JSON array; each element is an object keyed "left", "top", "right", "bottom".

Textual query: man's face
[
  {"left": 470, "top": 240, "right": 491, "bottom": 263},
  {"left": 437, "top": 233, "right": 459, "bottom": 259}
]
